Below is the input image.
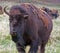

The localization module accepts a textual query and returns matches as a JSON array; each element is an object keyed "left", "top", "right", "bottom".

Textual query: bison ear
[{"left": 23, "top": 15, "right": 28, "bottom": 19}]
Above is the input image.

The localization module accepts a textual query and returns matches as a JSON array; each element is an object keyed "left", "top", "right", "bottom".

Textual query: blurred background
[{"left": 0, "top": 0, "right": 60, "bottom": 53}]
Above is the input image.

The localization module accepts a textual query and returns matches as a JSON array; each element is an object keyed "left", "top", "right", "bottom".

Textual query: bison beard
[{"left": 4, "top": 3, "right": 53, "bottom": 53}]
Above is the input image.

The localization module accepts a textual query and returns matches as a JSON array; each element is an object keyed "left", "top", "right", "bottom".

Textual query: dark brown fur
[{"left": 4, "top": 3, "right": 53, "bottom": 53}]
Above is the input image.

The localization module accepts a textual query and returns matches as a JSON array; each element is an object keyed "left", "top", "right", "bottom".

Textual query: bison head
[
  {"left": 50, "top": 9, "right": 59, "bottom": 19},
  {"left": 4, "top": 6, "right": 28, "bottom": 42},
  {"left": 41, "top": 7, "right": 59, "bottom": 19}
]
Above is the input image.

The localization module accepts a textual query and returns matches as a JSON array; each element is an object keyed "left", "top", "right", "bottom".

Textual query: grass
[
  {"left": 0, "top": 1, "right": 60, "bottom": 53},
  {"left": 45, "top": 18, "right": 60, "bottom": 53}
]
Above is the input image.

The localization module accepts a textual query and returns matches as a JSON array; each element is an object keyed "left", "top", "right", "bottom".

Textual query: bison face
[
  {"left": 50, "top": 9, "right": 59, "bottom": 19},
  {"left": 9, "top": 10, "right": 28, "bottom": 43},
  {"left": 4, "top": 6, "right": 28, "bottom": 42}
]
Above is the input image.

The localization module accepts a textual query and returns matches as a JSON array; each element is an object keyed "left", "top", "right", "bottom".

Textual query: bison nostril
[
  {"left": 13, "top": 24, "right": 17, "bottom": 27},
  {"left": 10, "top": 31, "right": 17, "bottom": 36}
]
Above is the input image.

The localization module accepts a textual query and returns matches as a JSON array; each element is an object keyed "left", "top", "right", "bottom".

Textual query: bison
[
  {"left": 41, "top": 7, "right": 59, "bottom": 19},
  {"left": 4, "top": 3, "right": 53, "bottom": 53}
]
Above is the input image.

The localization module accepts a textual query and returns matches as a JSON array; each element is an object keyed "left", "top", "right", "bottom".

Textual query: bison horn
[{"left": 4, "top": 6, "right": 10, "bottom": 15}]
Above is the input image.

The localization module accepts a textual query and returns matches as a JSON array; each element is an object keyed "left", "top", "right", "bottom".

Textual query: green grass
[{"left": 0, "top": 2, "right": 60, "bottom": 53}]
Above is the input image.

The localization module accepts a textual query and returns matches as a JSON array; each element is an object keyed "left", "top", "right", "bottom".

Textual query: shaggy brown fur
[{"left": 4, "top": 3, "right": 53, "bottom": 53}]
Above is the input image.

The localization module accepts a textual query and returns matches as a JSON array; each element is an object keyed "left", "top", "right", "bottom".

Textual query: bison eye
[
  {"left": 16, "top": 17, "right": 20, "bottom": 20},
  {"left": 15, "top": 15, "right": 22, "bottom": 20}
]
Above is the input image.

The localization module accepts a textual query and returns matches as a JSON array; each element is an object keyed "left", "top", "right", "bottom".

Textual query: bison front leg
[
  {"left": 16, "top": 42, "right": 25, "bottom": 53},
  {"left": 40, "top": 34, "right": 50, "bottom": 53},
  {"left": 28, "top": 25, "right": 39, "bottom": 53},
  {"left": 40, "top": 43, "right": 46, "bottom": 53},
  {"left": 29, "top": 38, "right": 39, "bottom": 53},
  {"left": 29, "top": 39, "right": 39, "bottom": 53}
]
